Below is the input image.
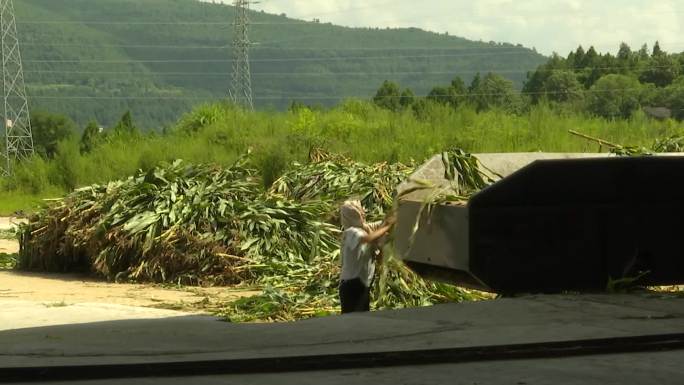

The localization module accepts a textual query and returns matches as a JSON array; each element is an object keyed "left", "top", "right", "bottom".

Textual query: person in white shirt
[{"left": 339, "top": 200, "right": 395, "bottom": 314}]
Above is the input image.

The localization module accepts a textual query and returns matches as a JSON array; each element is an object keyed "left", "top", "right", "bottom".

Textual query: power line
[
  {"left": 17, "top": 42, "right": 551, "bottom": 51},
  {"left": 31, "top": 95, "right": 211, "bottom": 100},
  {"left": 24, "top": 70, "right": 502, "bottom": 77},
  {"left": 27, "top": 87, "right": 671, "bottom": 101},
  {"left": 22, "top": 64, "right": 684, "bottom": 77},
  {"left": 21, "top": 42, "right": 232, "bottom": 49},
  {"left": 15, "top": 41, "right": 684, "bottom": 54},
  {"left": 16, "top": 20, "right": 311, "bottom": 26},
  {"left": 21, "top": 50, "right": 537, "bottom": 64}
]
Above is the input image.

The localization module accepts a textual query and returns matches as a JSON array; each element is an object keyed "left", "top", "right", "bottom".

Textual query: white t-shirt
[{"left": 340, "top": 227, "right": 376, "bottom": 287}]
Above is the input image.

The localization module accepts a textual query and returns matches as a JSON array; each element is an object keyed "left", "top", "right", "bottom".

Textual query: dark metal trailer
[{"left": 395, "top": 153, "right": 684, "bottom": 293}]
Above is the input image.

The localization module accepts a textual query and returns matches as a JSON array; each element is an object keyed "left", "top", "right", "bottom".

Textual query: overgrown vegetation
[
  {"left": 0, "top": 228, "right": 19, "bottom": 271},
  {"left": 5, "top": 99, "right": 684, "bottom": 213},
  {"left": 0, "top": 229, "right": 16, "bottom": 240},
  {"left": 0, "top": 254, "right": 17, "bottom": 270}
]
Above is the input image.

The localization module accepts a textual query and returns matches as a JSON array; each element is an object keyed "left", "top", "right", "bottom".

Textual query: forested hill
[{"left": 15, "top": 0, "right": 546, "bottom": 129}]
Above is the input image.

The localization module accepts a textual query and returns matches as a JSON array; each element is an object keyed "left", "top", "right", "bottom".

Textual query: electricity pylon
[
  {"left": 1, "top": 0, "right": 32, "bottom": 176},
  {"left": 230, "top": 0, "right": 254, "bottom": 110}
]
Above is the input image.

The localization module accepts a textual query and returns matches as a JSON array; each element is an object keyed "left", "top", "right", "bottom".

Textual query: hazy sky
[{"left": 205, "top": 0, "right": 684, "bottom": 56}]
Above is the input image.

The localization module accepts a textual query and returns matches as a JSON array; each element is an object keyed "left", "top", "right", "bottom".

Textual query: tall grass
[{"left": 3, "top": 100, "right": 684, "bottom": 213}]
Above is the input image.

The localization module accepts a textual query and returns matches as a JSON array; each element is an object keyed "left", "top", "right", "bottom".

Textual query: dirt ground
[
  {"left": 0, "top": 270, "right": 259, "bottom": 313},
  {"left": 0, "top": 239, "right": 18, "bottom": 254},
  {"left": 0, "top": 216, "right": 23, "bottom": 254},
  {"left": 0, "top": 216, "right": 26, "bottom": 230}
]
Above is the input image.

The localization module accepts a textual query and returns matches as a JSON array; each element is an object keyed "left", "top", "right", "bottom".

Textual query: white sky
[{"left": 203, "top": 0, "right": 684, "bottom": 56}]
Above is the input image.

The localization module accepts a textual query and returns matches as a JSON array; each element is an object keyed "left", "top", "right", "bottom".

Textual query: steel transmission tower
[
  {"left": 230, "top": 0, "right": 254, "bottom": 110},
  {"left": 0, "top": 0, "right": 32, "bottom": 176}
]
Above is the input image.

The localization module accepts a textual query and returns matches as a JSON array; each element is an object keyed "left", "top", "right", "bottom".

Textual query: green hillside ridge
[{"left": 16, "top": 0, "right": 546, "bottom": 129}]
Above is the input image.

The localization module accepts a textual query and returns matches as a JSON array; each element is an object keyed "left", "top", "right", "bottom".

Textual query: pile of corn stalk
[
  {"left": 270, "top": 152, "right": 413, "bottom": 221},
  {"left": 18, "top": 151, "right": 489, "bottom": 322},
  {"left": 19, "top": 156, "right": 338, "bottom": 285},
  {"left": 652, "top": 136, "right": 684, "bottom": 153}
]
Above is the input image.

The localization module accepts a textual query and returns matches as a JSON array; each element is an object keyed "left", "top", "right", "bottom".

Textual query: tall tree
[
  {"left": 427, "top": 86, "right": 451, "bottom": 105},
  {"left": 638, "top": 44, "right": 650, "bottom": 60},
  {"left": 80, "top": 120, "right": 102, "bottom": 154},
  {"left": 449, "top": 76, "right": 468, "bottom": 108},
  {"left": 399, "top": 88, "right": 415, "bottom": 109},
  {"left": 113, "top": 111, "right": 139, "bottom": 136},
  {"left": 640, "top": 53, "right": 680, "bottom": 87},
  {"left": 617, "top": 43, "right": 632, "bottom": 61},
  {"left": 470, "top": 73, "right": 520, "bottom": 112},
  {"left": 372, "top": 80, "right": 403, "bottom": 112},
  {"left": 468, "top": 73, "right": 482, "bottom": 94},
  {"left": 582, "top": 46, "right": 599, "bottom": 68},
  {"left": 573, "top": 46, "right": 586, "bottom": 68},
  {"left": 427, "top": 76, "right": 467, "bottom": 108},
  {"left": 588, "top": 74, "right": 642, "bottom": 119},
  {"left": 652, "top": 41, "right": 664, "bottom": 57},
  {"left": 523, "top": 68, "right": 549, "bottom": 103},
  {"left": 30, "top": 111, "right": 77, "bottom": 159},
  {"left": 577, "top": 47, "right": 606, "bottom": 88},
  {"left": 616, "top": 42, "right": 636, "bottom": 74},
  {"left": 451, "top": 77, "right": 467, "bottom": 93},
  {"left": 542, "top": 71, "right": 584, "bottom": 103},
  {"left": 524, "top": 53, "right": 571, "bottom": 103},
  {"left": 666, "top": 78, "right": 684, "bottom": 120}
]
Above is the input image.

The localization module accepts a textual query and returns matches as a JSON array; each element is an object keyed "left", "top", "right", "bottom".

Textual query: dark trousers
[{"left": 339, "top": 278, "right": 370, "bottom": 314}]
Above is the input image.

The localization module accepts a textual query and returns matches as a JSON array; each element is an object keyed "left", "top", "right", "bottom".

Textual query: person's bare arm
[
  {"left": 360, "top": 214, "right": 396, "bottom": 244},
  {"left": 361, "top": 224, "right": 391, "bottom": 244}
]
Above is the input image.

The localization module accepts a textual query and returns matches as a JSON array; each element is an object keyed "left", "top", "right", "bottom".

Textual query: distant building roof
[{"left": 643, "top": 106, "right": 672, "bottom": 120}]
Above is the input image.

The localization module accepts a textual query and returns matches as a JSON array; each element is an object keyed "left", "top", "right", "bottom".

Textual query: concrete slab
[
  {"left": 1, "top": 293, "right": 682, "bottom": 372},
  {"left": 7, "top": 350, "right": 681, "bottom": 385}
]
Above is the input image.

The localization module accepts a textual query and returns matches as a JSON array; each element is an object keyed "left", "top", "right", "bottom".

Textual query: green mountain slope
[{"left": 16, "top": 0, "right": 546, "bottom": 128}]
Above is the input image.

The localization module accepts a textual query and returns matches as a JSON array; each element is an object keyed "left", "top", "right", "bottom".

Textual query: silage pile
[{"left": 18, "top": 151, "right": 490, "bottom": 321}]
